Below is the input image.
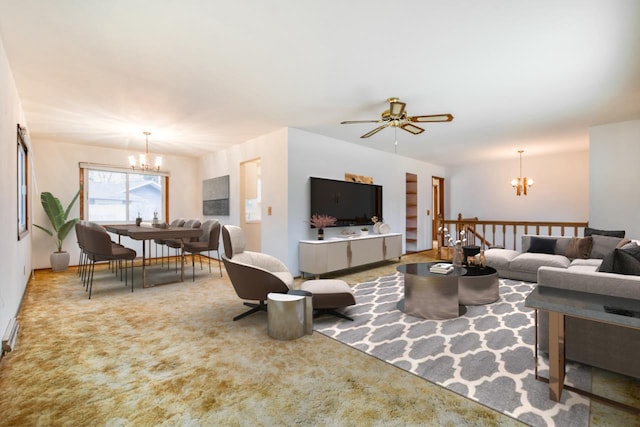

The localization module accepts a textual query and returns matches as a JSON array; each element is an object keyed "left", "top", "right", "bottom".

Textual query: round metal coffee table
[
  {"left": 396, "top": 262, "right": 467, "bottom": 320},
  {"left": 458, "top": 266, "right": 499, "bottom": 305}
]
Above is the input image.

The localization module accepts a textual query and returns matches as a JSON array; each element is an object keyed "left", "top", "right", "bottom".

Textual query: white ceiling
[{"left": 1, "top": 0, "right": 639, "bottom": 166}]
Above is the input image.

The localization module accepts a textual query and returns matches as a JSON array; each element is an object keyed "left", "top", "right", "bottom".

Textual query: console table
[
  {"left": 525, "top": 285, "right": 640, "bottom": 413},
  {"left": 299, "top": 233, "right": 402, "bottom": 278}
]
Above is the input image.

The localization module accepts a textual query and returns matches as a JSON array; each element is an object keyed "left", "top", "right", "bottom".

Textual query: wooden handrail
[{"left": 435, "top": 214, "right": 588, "bottom": 259}]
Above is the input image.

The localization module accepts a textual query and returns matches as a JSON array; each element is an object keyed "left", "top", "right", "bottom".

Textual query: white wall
[
  {"left": 590, "top": 120, "right": 640, "bottom": 238},
  {"left": 0, "top": 37, "right": 30, "bottom": 338},
  {"left": 199, "top": 128, "right": 290, "bottom": 261},
  {"left": 199, "top": 128, "right": 446, "bottom": 276},
  {"left": 287, "top": 129, "right": 445, "bottom": 274},
  {"left": 447, "top": 150, "right": 589, "bottom": 221},
  {"left": 30, "top": 141, "right": 201, "bottom": 269}
]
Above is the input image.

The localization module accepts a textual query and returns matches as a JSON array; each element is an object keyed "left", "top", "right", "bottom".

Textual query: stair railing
[{"left": 435, "top": 213, "right": 589, "bottom": 259}]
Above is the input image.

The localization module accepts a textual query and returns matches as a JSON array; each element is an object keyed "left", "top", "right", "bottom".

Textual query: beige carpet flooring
[{"left": 0, "top": 252, "right": 637, "bottom": 426}]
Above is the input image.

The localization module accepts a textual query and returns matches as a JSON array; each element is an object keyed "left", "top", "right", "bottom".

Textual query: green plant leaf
[
  {"left": 33, "top": 224, "right": 54, "bottom": 237},
  {"left": 64, "top": 189, "right": 81, "bottom": 221},
  {"left": 40, "top": 192, "right": 65, "bottom": 232},
  {"left": 35, "top": 189, "right": 80, "bottom": 252}
]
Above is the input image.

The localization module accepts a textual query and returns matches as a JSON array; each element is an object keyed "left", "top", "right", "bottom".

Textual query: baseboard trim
[{"left": 2, "top": 317, "right": 20, "bottom": 355}]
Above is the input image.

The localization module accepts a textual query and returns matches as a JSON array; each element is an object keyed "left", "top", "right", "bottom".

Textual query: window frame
[
  {"left": 17, "top": 124, "right": 29, "bottom": 241},
  {"left": 79, "top": 162, "right": 170, "bottom": 224}
]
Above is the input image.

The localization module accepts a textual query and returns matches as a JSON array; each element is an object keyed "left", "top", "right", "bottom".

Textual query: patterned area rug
[{"left": 315, "top": 273, "right": 592, "bottom": 427}]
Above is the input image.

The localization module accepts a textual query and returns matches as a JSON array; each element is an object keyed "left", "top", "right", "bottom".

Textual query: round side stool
[{"left": 267, "top": 293, "right": 306, "bottom": 340}]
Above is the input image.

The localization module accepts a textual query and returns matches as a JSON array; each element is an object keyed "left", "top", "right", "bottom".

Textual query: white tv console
[{"left": 299, "top": 233, "right": 403, "bottom": 279}]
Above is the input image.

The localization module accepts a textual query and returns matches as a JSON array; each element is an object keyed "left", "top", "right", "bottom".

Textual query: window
[
  {"left": 80, "top": 163, "right": 168, "bottom": 223},
  {"left": 17, "top": 124, "right": 29, "bottom": 240}
]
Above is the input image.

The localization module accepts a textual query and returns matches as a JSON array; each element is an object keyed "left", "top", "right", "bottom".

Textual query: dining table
[{"left": 105, "top": 224, "right": 202, "bottom": 288}]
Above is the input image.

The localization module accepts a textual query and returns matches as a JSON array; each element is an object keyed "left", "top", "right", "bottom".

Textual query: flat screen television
[{"left": 309, "top": 177, "right": 382, "bottom": 227}]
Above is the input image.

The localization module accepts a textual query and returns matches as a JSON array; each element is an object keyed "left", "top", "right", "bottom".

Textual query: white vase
[
  {"left": 373, "top": 223, "right": 381, "bottom": 234},
  {"left": 452, "top": 246, "right": 463, "bottom": 267}
]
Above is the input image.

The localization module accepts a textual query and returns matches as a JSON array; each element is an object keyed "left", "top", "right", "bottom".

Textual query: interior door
[
  {"left": 432, "top": 176, "right": 445, "bottom": 248},
  {"left": 240, "top": 158, "right": 261, "bottom": 251}
]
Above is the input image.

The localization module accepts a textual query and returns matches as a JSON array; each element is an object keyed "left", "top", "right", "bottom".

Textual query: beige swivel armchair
[{"left": 221, "top": 225, "right": 294, "bottom": 321}]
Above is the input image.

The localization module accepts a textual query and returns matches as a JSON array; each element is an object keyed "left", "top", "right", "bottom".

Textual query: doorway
[
  {"left": 240, "top": 158, "right": 261, "bottom": 252},
  {"left": 432, "top": 176, "right": 445, "bottom": 249},
  {"left": 405, "top": 173, "right": 418, "bottom": 253}
]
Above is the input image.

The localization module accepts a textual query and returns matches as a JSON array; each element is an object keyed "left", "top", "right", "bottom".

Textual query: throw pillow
[
  {"left": 616, "top": 238, "right": 631, "bottom": 249},
  {"left": 527, "top": 237, "right": 557, "bottom": 255},
  {"left": 565, "top": 236, "right": 593, "bottom": 259},
  {"left": 589, "top": 234, "right": 624, "bottom": 259},
  {"left": 598, "top": 245, "right": 640, "bottom": 276},
  {"left": 584, "top": 227, "right": 625, "bottom": 238},
  {"left": 598, "top": 250, "right": 615, "bottom": 273}
]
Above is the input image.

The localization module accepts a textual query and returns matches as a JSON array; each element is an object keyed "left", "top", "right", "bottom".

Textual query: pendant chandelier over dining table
[
  {"left": 128, "top": 131, "right": 162, "bottom": 172},
  {"left": 511, "top": 150, "right": 533, "bottom": 196}
]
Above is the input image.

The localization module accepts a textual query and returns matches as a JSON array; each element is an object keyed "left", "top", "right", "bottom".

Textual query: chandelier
[
  {"left": 511, "top": 150, "right": 533, "bottom": 196},
  {"left": 128, "top": 131, "right": 162, "bottom": 172}
]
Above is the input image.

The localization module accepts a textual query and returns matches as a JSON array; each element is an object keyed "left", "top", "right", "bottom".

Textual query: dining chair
[
  {"left": 182, "top": 219, "right": 222, "bottom": 280},
  {"left": 155, "top": 218, "right": 185, "bottom": 266},
  {"left": 82, "top": 225, "right": 137, "bottom": 299},
  {"left": 164, "top": 219, "right": 201, "bottom": 271}
]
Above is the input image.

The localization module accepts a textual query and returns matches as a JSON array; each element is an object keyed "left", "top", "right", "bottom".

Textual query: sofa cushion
[
  {"left": 510, "top": 252, "right": 571, "bottom": 274},
  {"left": 589, "top": 234, "right": 625, "bottom": 259},
  {"left": 567, "top": 264, "right": 600, "bottom": 273},
  {"left": 598, "top": 245, "right": 640, "bottom": 276},
  {"left": 584, "top": 227, "right": 625, "bottom": 238},
  {"left": 569, "top": 258, "right": 602, "bottom": 268},
  {"left": 483, "top": 248, "right": 519, "bottom": 271},
  {"left": 565, "top": 236, "right": 593, "bottom": 259},
  {"left": 527, "top": 237, "right": 556, "bottom": 255}
]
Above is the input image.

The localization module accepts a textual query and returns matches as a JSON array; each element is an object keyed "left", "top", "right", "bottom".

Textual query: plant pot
[{"left": 50, "top": 251, "right": 70, "bottom": 272}]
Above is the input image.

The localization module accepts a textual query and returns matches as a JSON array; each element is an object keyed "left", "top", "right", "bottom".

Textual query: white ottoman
[{"left": 300, "top": 279, "right": 356, "bottom": 321}]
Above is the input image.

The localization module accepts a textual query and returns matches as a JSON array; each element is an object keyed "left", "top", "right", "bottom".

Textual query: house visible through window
[
  {"left": 17, "top": 124, "right": 29, "bottom": 240},
  {"left": 80, "top": 164, "right": 168, "bottom": 223}
]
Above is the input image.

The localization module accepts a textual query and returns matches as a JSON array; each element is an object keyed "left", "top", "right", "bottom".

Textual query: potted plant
[
  {"left": 34, "top": 190, "right": 81, "bottom": 272},
  {"left": 308, "top": 214, "right": 336, "bottom": 240},
  {"left": 360, "top": 226, "right": 369, "bottom": 236}
]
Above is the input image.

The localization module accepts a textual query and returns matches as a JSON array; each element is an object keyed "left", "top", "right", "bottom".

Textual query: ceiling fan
[{"left": 340, "top": 97, "right": 453, "bottom": 138}]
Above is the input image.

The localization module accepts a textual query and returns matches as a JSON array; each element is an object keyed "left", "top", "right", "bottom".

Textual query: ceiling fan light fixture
[
  {"left": 389, "top": 100, "right": 406, "bottom": 117},
  {"left": 340, "top": 97, "right": 453, "bottom": 140}
]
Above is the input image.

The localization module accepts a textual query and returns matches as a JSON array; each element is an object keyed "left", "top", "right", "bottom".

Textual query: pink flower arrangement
[{"left": 309, "top": 214, "right": 337, "bottom": 229}]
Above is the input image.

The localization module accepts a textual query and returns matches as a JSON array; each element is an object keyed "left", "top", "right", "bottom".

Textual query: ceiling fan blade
[
  {"left": 361, "top": 123, "right": 390, "bottom": 138},
  {"left": 340, "top": 119, "right": 382, "bottom": 124},
  {"left": 400, "top": 123, "right": 425, "bottom": 135},
  {"left": 389, "top": 101, "right": 406, "bottom": 118},
  {"left": 409, "top": 114, "right": 454, "bottom": 123}
]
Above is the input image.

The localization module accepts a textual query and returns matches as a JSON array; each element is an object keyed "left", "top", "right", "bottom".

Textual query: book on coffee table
[{"left": 430, "top": 263, "right": 455, "bottom": 274}]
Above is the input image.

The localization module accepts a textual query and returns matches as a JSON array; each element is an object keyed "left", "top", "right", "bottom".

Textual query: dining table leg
[
  {"left": 142, "top": 238, "right": 147, "bottom": 288},
  {"left": 180, "top": 240, "right": 185, "bottom": 282}
]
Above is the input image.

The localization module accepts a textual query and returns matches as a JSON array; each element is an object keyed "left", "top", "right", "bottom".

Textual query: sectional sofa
[{"left": 484, "top": 232, "right": 640, "bottom": 379}]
